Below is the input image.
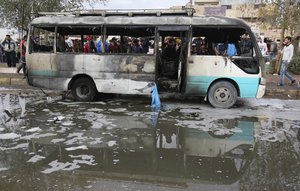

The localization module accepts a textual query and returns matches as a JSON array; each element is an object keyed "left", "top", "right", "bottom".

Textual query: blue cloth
[
  {"left": 151, "top": 83, "right": 161, "bottom": 108},
  {"left": 96, "top": 41, "right": 109, "bottom": 53},
  {"left": 227, "top": 43, "right": 237, "bottom": 56},
  {"left": 151, "top": 83, "right": 160, "bottom": 128},
  {"left": 151, "top": 107, "right": 160, "bottom": 128}
]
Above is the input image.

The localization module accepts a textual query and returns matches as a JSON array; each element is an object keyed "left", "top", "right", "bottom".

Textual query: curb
[
  {"left": 0, "top": 75, "right": 28, "bottom": 86},
  {"left": 265, "top": 82, "right": 300, "bottom": 99},
  {"left": 265, "top": 88, "right": 299, "bottom": 98}
]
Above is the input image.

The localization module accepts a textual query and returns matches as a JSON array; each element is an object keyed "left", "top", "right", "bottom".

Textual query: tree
[
  {"left": 258, "top": 0, "right": 300, "bottom": 74},
  {"left": 0, "top": 0, "right": 107, "bottom": 37},
  {"left": 259, "top": 0, "right": 300, "bottom": 41}
]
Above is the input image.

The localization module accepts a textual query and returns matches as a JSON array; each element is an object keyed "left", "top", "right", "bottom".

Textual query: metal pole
[{"left": 21, "top": 3, "right": 24, "bottom": 38}]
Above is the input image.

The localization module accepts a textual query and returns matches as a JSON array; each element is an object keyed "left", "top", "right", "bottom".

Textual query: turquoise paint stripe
[
  {"left": 183, "top": 121, "right": 254, "bottom": 141},
  {"left": 186, "top": 76, "right": 259, "bottom": 98},
  {"left": 30, "top": 70, "right": 58, "bottom": 77},
  {"left": 230, "top": 121, "right": 254, "bottom": 141}
]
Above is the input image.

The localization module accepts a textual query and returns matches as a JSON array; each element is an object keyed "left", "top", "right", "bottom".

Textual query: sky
[{"left": 86, "top": 0, "right": 189, "bottom": 9}]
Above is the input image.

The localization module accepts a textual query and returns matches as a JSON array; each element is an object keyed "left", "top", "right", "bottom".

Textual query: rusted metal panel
[
  {"left": 27, "top": 53, "right": 53, "bottom": 72},
  {"left": 27, "top": 53, "right": 156, "bottom": 93},
  {"left": 51, "top": 54, "right": 155, "bottom": 77},
  {"left": 31, "top": 15, "right": 248, "bottom": 28}
]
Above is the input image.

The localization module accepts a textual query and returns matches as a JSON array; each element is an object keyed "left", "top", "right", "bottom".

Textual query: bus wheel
[
  {"left": 208, "top": 81, "right": 237, "bottom": 108},
  {"left": 71, "top": 78, "right": 97, "bottom": 102}
]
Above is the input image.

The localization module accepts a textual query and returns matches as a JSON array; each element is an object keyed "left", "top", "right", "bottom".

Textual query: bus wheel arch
[
  {"left": 69, "top": 75, "right": 97, "bottom": 102},
  {"left": 207, "top": 79, "right": 239, "bottom": 109}
]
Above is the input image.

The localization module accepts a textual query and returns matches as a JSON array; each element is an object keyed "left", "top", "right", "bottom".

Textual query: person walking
[
  {"left": 16, "top": 35, "right": 27, "bottom": 77},
  {"left": 278, "top": 36, "right": 297, "bottom": 86},
  {"left": 1, "top": 34, "right": 17, "bottom": 67}
]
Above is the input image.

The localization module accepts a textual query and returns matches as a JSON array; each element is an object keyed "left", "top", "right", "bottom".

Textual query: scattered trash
[
  {"left": 4, "top": 109, "right": 12, "bottom": 117},
  {"left": 47, "top": 96, "right": 54, "bottom": 103}
]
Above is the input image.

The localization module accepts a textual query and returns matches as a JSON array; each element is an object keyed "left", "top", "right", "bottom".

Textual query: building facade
[{"left": 185, "top": 0, "right": 279, "bottom": 40}]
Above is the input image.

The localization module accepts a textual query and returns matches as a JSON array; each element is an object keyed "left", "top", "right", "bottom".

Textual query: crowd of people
[
  {"left": 191, "top": 33, "right": 254, "bottom": 57},
  {"left": 191, "top": 32, "right": 280, "bottom": 58},
  {"left": 62, "top": 35, "right": 153, "bottom": 54}
]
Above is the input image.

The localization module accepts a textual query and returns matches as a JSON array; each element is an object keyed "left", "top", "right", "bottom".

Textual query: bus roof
[{"left": 30, "top": 10, "right": 249, "bottom": 29}]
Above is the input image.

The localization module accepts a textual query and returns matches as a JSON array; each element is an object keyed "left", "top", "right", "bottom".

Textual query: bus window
[
  {"left": 29, "top": 26, "right": 55, "bottom": 53},
  {"left": 105, "top": 26, "right": 155, "bottom": 54},
  {"left": 191, "top": 27, "right": 259, "bottom": 74},
  {"left": 56, "top": 26, "right": 102, "bottom": 53},
  {"left": 191, "top": 27, "right": 242, "bottom": 56}
]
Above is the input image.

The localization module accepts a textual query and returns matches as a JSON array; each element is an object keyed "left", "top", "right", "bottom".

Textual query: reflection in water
[
  {"left": 0, "top": 94, "right": 300, "bottom": 190},
  {"left": 25, "top": 118, "right": 254, "bottom": 185},
  {"left": 0, "top": 94, "right": 26, "bottom": 130}
]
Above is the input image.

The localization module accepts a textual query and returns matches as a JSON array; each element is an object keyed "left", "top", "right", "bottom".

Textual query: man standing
[
  {"left": 278, "top": 36, "right": 297, "bottom": 86},
  {"left": 1, "top": 34, "right": 16, "bottom": 67},
  {"left": 257, "top": 36, "right": 268, "bottom": 56},
  {"left": 16, "top": 35, "right": 27, "bottom": 77},
  {"left": 239, "top": 33, "right": 253, "bottom": 56},
  {"left": 65, "top": 35, "right": 73, "bottom": 52}
]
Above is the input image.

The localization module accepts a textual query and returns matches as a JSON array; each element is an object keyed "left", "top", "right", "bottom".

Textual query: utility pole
[{"left": 21, "top": 3, "right": 24, "bottom": 38}]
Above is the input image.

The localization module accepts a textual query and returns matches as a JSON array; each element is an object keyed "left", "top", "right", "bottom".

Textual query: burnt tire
[
  {"left": 208, "top": 81, "right": 237, "bottom": 109},
  {"left": 71, "top": 78, "right": 97, "bottom": 102}
]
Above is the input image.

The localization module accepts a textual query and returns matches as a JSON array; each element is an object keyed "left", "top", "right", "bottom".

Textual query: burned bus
[{"left": 26, "top": 9, "right": 265, "bottom": 108}]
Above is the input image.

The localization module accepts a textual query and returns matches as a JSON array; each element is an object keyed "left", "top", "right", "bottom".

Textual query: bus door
[
  {"left": 27, "top": 26, "right": 56, "bottom": 88},
  {"left": 156, "top": 26, "right": 189, "bottom": 93}
]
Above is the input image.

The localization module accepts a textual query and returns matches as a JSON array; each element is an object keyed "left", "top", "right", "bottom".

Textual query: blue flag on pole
[{"left": 151, "top": 83, "right": 161, "bottom": 108}]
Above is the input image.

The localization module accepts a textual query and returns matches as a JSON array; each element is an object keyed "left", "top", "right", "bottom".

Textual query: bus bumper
[{"left": 256, "top": 77, "right": 266, "bottom": 98}]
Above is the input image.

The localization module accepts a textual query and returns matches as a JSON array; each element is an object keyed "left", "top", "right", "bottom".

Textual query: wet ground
[{"left": 0, "top": 87, "right": 300, "bottom": 191}]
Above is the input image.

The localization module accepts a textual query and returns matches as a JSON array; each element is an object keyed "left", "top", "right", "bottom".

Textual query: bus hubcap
[
  {"left": 215, "top": 87, "right": 231, "bottom": 102},
  {"left": 77, "top": 85, "right": 89, "bottom": 97}
]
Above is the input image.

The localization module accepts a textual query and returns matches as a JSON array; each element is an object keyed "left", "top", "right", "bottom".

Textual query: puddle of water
[{"left": 0, "top": 93, "right": 300, "bottom": 190}]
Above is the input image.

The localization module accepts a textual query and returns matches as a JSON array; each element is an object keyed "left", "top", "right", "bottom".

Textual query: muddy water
[{"left": 0, "top": 92, "right": 299, "bottom": 191}]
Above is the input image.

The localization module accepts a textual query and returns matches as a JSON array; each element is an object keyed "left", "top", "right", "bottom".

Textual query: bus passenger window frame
[
  {"left": 29, "top": 25, "right": 55, "bottom": 54},
  {"left": 190, "top": 26, "right": 260, "bottom": 74},
  {"left": 56, "top": 25, "right": 103, "bottom": 54},
  {"left": 104, "top": 25, "right": 156, "bottom": 55}
]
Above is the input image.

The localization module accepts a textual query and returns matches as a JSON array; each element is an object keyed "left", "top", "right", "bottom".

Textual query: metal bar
[{"left": 38, "top": 8, "right": 195, "bottom": 17}]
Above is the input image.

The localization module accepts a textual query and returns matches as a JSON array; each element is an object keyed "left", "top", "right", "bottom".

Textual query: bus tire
[
  {"left": 71, "top": 78, "right": 97, "bottom": 102},
  {"left": 208, "top": 81, "right": 237, "bottom": 109}
]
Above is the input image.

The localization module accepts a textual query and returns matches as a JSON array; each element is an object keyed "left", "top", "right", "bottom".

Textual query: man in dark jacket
[{"left": 1, "top": 34, "right": 17, "bottom": 67}]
